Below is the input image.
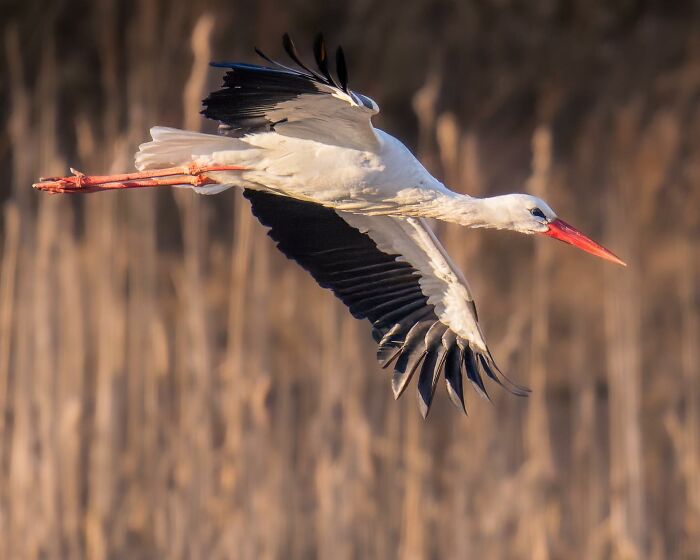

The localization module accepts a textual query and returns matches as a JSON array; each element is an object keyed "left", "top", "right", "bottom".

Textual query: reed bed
[{"left": 0, "top": 2, "right": 699, "bottom": 558}]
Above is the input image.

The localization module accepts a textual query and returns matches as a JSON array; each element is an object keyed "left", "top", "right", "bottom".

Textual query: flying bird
[{"left": 34, "top": 34, "right": 625, "bottom": 417}]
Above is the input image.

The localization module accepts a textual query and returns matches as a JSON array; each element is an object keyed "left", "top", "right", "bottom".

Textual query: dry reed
[{"left": 1, "top": 2, "right": 699, "bottom": 559}]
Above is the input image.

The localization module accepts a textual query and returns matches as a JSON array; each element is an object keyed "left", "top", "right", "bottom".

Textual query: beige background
[{"left": 1, "top": 1, "right": 699, "bottom": 558}]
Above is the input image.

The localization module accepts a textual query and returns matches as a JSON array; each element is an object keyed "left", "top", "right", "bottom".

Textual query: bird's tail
[
  {"left": 33, "top": 127, "right": 250, "bottom": 195},
  {"left": 135, "top": 127, "right": 247, "bottom": 171}
]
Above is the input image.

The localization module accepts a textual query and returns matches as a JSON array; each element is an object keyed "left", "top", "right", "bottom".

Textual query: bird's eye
[{"left": 530, "top": 208, "right": 546, "bottom": 220}]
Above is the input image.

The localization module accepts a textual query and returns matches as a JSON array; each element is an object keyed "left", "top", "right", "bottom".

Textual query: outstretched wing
[
  {"left": 245, "top": 189, "right": 529, "bottom": 418},
  {"left": 202, "top": 34, "right": 380, "bottom": 151}
]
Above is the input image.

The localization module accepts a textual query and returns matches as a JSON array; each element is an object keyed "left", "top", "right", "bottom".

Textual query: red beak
[{"left": 543, "top": 218, "right": 626, "bottom": 266}]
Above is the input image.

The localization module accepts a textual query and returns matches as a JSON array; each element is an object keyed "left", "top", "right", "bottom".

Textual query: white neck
[{"left": 387, "top": 190, "right": 513, "bottom": 230}]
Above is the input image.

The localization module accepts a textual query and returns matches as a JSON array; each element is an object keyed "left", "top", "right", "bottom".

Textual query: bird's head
[{"left": 481, "top": 194, "right": 626, "bottom": 266}]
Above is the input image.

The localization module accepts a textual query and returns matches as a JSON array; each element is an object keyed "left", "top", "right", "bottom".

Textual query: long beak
[{"left": 543, "top": 218, "right": 626, "bottom": 266}]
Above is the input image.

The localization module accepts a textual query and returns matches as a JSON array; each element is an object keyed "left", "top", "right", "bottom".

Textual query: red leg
[{"left": 33, "top": 164, "right": 247, "bottom": 194}]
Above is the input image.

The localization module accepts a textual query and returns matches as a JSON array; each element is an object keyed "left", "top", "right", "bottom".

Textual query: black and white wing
[
  {"left": 202, "top": 34, "right": 380, "bottom": 151},
  {"left": 245, "top": 190, "right": 529, "bottom": 418}
]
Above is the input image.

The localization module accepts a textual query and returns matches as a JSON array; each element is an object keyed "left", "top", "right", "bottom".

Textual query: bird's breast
[{"left": 242, "top": 131, "right": 441, "bottom": 210}]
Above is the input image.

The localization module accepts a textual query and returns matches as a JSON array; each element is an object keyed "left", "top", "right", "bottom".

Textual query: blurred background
[{"left": 1, "top": 1, "right": 699, "bottom": 558}]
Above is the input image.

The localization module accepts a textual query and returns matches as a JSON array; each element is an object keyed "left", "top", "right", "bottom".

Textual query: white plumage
[{"left": 34, "top": 33, "right": 624, "bottom": 417}]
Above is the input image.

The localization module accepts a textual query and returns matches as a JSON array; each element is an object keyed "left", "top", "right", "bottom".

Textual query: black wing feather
[
  {"left": 203, "top": 34, "right": 373, "bottom": 136},
  {"left": 203, "top": 63, "right": 320, "bottom": 133},
  {"left": 391, "top": 320, "right": 434, "bottom": 398},
  {"left": 416, "top": 324, "right": 450, "bottom": 419},
  {"left": 313, "top": 33, "right": 338, "bottom": 88},
  {"left": 336, "top": 46, "right": 349, "bottom": 93},
  {"left": 243, "top": 189, "right": 526, "bottom": 417},
  {"left": 445, "top": 346, "right": 467, "bottom": 413},
  {"left": 283, "top": 33, "right": 324, "bottom": 81},
  {"left": 463, "top": 346, "right": 490, "bottom": 401}
]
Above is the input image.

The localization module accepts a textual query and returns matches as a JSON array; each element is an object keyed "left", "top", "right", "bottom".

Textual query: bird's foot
[{"left": 33, "top": 163, "right": 247, "bottom": 194}]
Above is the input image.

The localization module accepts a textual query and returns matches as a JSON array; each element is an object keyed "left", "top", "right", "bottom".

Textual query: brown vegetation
[{"left": 0, "top": 1, "right": 699, "bottom": 558}]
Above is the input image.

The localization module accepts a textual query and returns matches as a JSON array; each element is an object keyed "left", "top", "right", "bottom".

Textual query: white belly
[
  {"left": 229, "top": 129, "right": 446, "bottom": 204},
  {"left": 136, "top": 126, "right": 452, "bottom": 212}
]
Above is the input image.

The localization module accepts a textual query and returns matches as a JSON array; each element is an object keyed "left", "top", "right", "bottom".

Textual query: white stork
[{"left": 34, "top": 34, "right": 625, "bottom": 417}]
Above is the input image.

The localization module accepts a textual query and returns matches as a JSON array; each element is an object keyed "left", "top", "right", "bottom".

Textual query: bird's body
[
  {"left": 34, "top": 34, "right": 624, "bottom": 417},
  {"left": 137, "top": 127, "right": 457, "bottom": 218}
]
